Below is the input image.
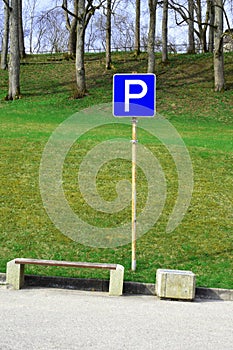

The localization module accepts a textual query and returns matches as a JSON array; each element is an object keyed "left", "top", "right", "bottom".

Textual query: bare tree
[
  {"left": 43, "top": 9, "right": 69, "bottom": 52},
  {"left": 23, "top": 0, "right": 39, "bottom": 54},
  {"left": 26, "top": 6, "right": 68, "bottom": 54},
  {"left": 75, "top": 0, "right": 86, "bottom": 92},
  {"left": 134, "top": 0, "right": 140, "bottom": 55},
  {"left": 86, "top": 0, "right": 136, "bottom": 52},
  {"left": 18, "top": 0, "right": 25, "bottom": 58},
  {"left": 162, "top": 0, "right": 168, "bottom": 62},
  {"left": 85, "top": 16, "right": 100, "bottom": 51},
  {"left": 5, "top": 0, "right": 21, "bottom": 100},
  {"left": 63, "top": 0, "right": 77, "bottom": 56},
  {"left": 213, "top": 0, "right": 224, "bottom": 91},
  {"left": 62, "top": 0, "right": 105, "bottom": 94},
  {"left": 1, "top": 0, "right": 10, "bottom": 69},
  {"left": 208, "top": 0, "right": 215, "bottom": 52},
  {"left": 170, "top": 0, "right": 212, "bottom": 53},
  {"left": 194, "top": 0, "right": 208, "bottom": 52},
  {"left": 147, "top": 0, "right": 158, "bottom": 73},
  {"left": 111, "top": 5, "right": 135, "bottom": 50},
  {"left": 187, "top": 0, "right": 195, "bottom": 53},
  {"left": 105, "top": 0, "right": 112, "bottom": 69}
]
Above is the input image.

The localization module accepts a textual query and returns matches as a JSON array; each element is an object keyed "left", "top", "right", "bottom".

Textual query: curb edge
[{"left": 0, "top": 273, "right": 232, "bottom": 301}]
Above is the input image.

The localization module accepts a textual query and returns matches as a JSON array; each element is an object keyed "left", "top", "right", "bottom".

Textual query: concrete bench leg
[
  {"left": 6, "top": 260, "right": 25, "bottom": 290},
  {"left": 109, "top": 264, "right": 124, "bottom": 296}
]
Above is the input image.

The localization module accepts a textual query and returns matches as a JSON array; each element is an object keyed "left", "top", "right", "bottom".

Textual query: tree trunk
[
  {"left": 208, "top": 0, "right": 215, "bottom": 52},
  {"left": 196, "top": 0, "right": 208, "bottom": 52},
  {"left": 76, "top": 0, "right": 86, "bottom": 93},
  {"left": 213, "top": 0, "right": 225, "bottom": 91},
  {"left": 106, "top": 0, "right": 112, "bottom": 69},
  {"left": 64, "top": 0, "right": 99, "bottom": 95},
  {"left": 162, "top": 0, "right": 168, "bottom": 62},
  {"left": 63, "top": 0, "right": 77, "bottom": 57},
  {"left": 202, "top": 32, "right": 207, "bottom": 53},
  {"left": 134, "top": 0, "right": 140, "bottom": 56},
  {"left": 7, "top": 0, "right": 21, "bottom": 100},
  {"left": 18, "top": 0, "right": 26, "bottom": 58},
  {"left": 187, "top": 0, "right": 195, "bottom": 54},
  {"left": 147, "top": 0, "right": 157, "bottom": 73},
  {"left": 1, "top": 0, "right": 10, "bottom": 70},
  {"left": 28, "top": 0, "right": 37, "bottom": 54},
  {"left": 68, "top": 19, "right": 77, "bottom": 56},
  {"left": 68, "top": 0, "right": 78, "bottom": 57}
]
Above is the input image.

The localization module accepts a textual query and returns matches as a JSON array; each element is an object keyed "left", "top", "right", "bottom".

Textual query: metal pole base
[{"left": 131, "top": 260, "right": 136, "bottom": 272}]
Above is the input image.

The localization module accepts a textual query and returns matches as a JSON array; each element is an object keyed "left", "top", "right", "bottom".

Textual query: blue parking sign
[{"left": 113, "top": 74, "right": 156, "bottom": 117}]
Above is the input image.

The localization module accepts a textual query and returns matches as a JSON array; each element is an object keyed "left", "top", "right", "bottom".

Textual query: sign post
[
  {"left": 131, "top": 117, "right": 137, "bottom": 271},
  {"left": 113, "top": 74, "right": 156, "bottom": 271}
]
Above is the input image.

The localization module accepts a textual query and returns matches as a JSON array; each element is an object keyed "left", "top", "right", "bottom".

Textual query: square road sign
[{"left": 113, "top": 74, "right": 156, "bottom": 117}]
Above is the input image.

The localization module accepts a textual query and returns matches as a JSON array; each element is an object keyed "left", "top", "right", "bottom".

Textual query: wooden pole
[{"left": 131, "top": 117, "right": 137, "bottom": 271}]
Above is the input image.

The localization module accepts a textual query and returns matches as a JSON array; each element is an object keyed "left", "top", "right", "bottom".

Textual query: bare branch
[
  {"left": 86, "top": 0, "right": 106, "bottom": 14},
  {"left": 37, "top": 6, "right": 63, "bottom": 22},
  {"left": 2, "top": 0, "right": 12, "bottom": 10},
  {"left": 84, "top": 0, "right": 106, "bottom": 29},
  {"left": 214, "top": 4, "right": 231, "bottom": 30},
  {"left": 62, "top": 0, "right": 71, "bottom": 30},
  {"left": 62, "top": 0, "right": 78, "bottom": 19},
  {"left": 171, "top": 0, "right": 217, "bottom": 29}
]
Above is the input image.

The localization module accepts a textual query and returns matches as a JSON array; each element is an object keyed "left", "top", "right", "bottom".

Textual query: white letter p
[{"left": 124, "top": 80, "right": 148, "bottom": 112}]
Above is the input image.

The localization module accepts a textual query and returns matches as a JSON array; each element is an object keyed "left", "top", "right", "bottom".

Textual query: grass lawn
[{"left": 0, "top": 52, "right": 232, "bottom": 289}]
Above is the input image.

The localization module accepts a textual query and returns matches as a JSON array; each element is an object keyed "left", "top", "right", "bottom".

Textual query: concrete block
[
  {"left": 109, "top": 264, "right": 124, "bottom": 296},
  {"left": 156, "top": 269, "right": 195, "bottom": 300},
  {"left": 6, "top": 259, "right": 25, "bottom": 290}
]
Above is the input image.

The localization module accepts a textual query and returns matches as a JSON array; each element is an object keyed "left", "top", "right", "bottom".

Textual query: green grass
[{"left": 0, "top": 52, "right": 232, "bottom": 288}]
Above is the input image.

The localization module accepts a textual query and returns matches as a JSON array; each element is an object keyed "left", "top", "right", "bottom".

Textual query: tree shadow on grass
[{"left": 23, "top": 81, "right": 74, "bottom": 97}]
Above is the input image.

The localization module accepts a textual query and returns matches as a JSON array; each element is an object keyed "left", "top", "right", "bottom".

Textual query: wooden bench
[{"left": 6, "top": 258, "right": 124, "bottom": 296}]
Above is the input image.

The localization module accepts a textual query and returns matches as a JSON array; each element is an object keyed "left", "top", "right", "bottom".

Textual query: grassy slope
[{"left": 0, "top": 52, "right": 232, "bottom": 288}]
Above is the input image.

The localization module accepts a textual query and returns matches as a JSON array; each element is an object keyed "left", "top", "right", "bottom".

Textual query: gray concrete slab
[{"left": 0, "top": 286, "right": 232, "bottom": 350}]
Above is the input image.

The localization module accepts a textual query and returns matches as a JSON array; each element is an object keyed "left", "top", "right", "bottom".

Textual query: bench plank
[{"left": 14, "top": 258, "right": 117, "bottom": 270}]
